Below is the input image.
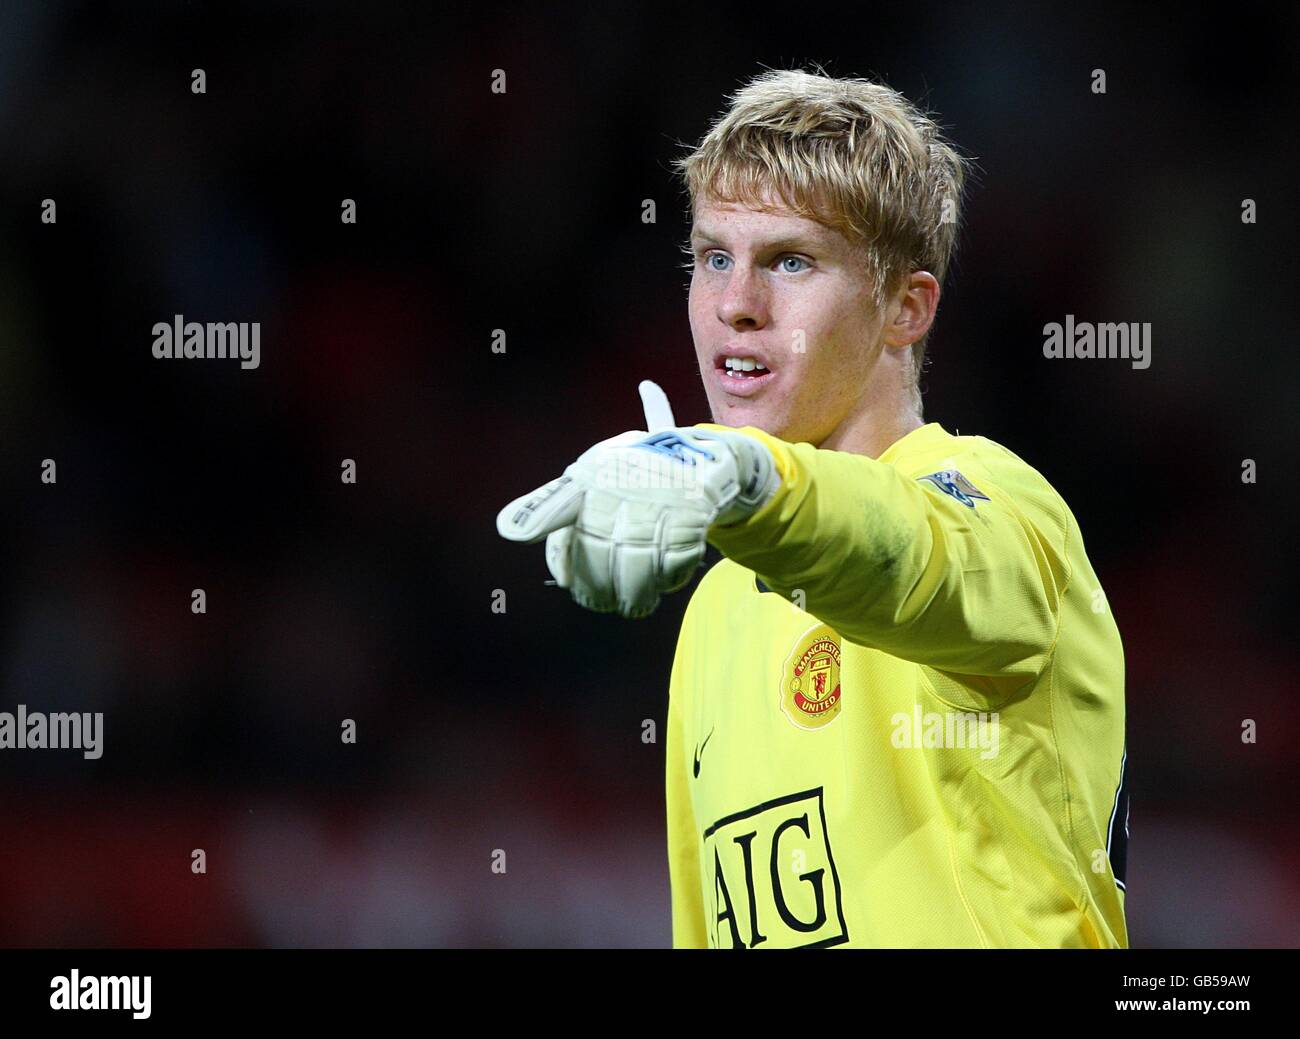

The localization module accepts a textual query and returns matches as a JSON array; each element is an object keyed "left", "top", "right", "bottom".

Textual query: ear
[{"left": 882, "top": 271, "right": 941, "bottom": 350}]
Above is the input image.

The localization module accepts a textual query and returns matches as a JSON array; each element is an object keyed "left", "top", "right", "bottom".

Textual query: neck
[
  {"left": 816, "top": 343, "right": 926, "bottom": 457},
  {"left": 818, "top": 362, "right": 925, "bottom": 457},
  {"left": 818, "top": 407, "right": 923, "bottom": 458}
]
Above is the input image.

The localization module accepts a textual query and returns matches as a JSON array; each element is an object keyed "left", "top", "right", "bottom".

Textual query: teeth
[{"left": 724, "top": 357, "right": 767, "bottom": 372}]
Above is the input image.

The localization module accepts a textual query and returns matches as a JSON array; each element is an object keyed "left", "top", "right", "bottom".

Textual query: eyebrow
[{"left": 689, "top": 227, "right": 829, "bottom": 253}]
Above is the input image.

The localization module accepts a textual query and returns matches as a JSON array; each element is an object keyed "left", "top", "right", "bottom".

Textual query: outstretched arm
[{"left": 700, "top": 422, "right": 1065, "bottom": 688}]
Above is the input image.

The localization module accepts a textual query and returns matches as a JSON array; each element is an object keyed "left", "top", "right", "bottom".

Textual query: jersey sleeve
[
  {"left": 665, "top": 604, "right": 708, "bottom": 949},
  {"left": 698, "top": 423, "right": 1069, "bottom": 694}
]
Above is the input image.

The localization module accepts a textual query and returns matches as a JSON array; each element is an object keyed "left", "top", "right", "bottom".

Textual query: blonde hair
[{"left": 675, "top": 67, "right": 972, "bottom": 380}]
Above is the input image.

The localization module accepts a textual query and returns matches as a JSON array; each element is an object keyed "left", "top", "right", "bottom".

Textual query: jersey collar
[{"left": 877, "top": 422, "right": 952, "bottom": 464}]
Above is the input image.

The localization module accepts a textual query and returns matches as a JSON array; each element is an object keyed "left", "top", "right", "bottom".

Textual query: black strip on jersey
[{"left": 1107, "top": 745, "right": 1130, "bottom": 890}]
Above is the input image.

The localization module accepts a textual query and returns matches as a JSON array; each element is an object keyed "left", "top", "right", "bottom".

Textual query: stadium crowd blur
[{"left": 1, "top": 2, "right": 1296, "bottom": 946}]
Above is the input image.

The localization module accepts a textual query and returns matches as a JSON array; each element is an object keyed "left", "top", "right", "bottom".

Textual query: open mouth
[
  {"left": 718, "top": 356, "right": 769, "bottom": 379},
  {"left": 712, "top": 354, "right": 775, "bottom": 395}
]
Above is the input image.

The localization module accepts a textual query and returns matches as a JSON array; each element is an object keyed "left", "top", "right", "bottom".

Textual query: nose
[{"left": 716, "top": 265, "right": 769, "bottom": 331}]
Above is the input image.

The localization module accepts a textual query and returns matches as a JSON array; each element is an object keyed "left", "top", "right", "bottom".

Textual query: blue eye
[{"left": 699, "top": 252, "right": 809, "bottom": 273}]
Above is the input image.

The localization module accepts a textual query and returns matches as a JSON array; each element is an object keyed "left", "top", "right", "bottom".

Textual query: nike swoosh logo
[{"left": 693, "top": 726, "right": 714, "bottom": 778}]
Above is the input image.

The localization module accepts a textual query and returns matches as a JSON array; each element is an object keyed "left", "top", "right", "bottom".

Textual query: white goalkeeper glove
[{"left": 495, "top": 380, "right": 780, "bottom": 618}]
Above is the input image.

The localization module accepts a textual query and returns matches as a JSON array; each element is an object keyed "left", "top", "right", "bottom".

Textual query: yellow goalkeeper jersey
[{"left": 665, "top": 421, "right": 1129, "bottom": 948}]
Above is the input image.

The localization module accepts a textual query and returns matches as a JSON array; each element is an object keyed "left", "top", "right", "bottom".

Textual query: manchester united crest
[{"left": 781, "top": 623, "right": 842, "bottom": 730}]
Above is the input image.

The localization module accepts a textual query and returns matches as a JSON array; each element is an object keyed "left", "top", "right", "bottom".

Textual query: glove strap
[{"left": 707, "top": 430, "right": 781, "bottom": 527}]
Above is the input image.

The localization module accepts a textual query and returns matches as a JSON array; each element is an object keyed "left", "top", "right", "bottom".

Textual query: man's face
[{"left": 688, "top": 194, "right": 888, "bottom": 446}]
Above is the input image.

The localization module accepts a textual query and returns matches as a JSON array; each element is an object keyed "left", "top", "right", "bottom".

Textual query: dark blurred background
[{"left": 1, "top": 1, "right": 1297, "bottom": 947}]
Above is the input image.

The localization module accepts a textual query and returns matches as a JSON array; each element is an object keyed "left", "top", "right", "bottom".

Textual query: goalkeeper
[{"left": 497, "top": 68, "right": 1128, "bottom": 948}]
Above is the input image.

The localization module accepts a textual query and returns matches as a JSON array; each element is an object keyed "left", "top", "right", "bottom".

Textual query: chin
[{"left": 706, "top": 395, "right": 785, "bottom": 437}]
